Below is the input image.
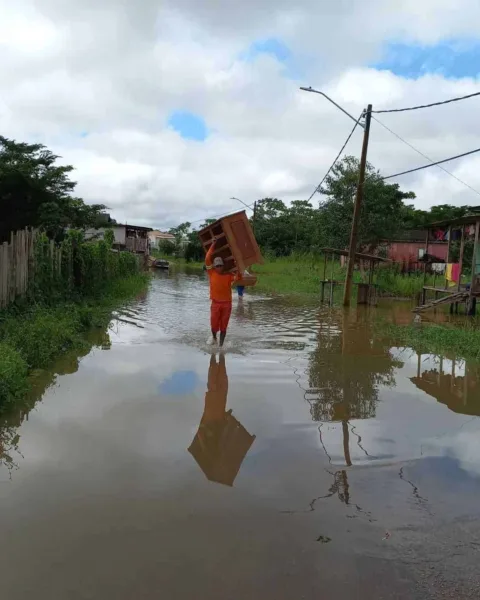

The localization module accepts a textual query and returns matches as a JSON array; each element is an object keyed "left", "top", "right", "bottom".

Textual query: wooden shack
[
  {"left": 198, "top": 210, "right": 263, "bottom": 274},
  {"left": 414, "top": 213, "right": 480, "bottom": 315},
  {"left": 320, "top": 248, "right": 389, "bottom": 306}
]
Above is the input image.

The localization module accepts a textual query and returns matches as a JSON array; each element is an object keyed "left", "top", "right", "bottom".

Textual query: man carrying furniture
[{"left": 205, "top": 237, "right": 242, "bottom": 346}]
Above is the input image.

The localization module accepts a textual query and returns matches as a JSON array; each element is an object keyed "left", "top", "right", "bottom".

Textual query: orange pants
[{"left": 210, "top": 300, "right": 232, "bottom": 333}]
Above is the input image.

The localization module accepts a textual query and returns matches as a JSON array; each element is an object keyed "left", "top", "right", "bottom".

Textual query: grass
[
  {"left": 252, "top": 255, "right": 437, "bottom": 298},
  {"left": 253, "top": 256, "right": 324, "bottom": 295},
  {"left": 0, "top": 274, "right": 149, "bottom": 413},
  {"left": 381, "top": 321, "right": 480, "bottom": 362}
]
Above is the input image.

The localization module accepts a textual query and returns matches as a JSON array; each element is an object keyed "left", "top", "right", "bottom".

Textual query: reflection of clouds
[{"left": 424, "top": 424, "right": 480, "bottom": 477}]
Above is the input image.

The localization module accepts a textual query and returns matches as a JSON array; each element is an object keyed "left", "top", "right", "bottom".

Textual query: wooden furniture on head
[{"left": 198, "top": 210, "right": 263, "bottom": 274}]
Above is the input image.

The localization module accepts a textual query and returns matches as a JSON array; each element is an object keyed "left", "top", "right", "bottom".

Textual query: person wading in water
[{"left": 205, "top": 237, "right": 242, "bottom": 347}]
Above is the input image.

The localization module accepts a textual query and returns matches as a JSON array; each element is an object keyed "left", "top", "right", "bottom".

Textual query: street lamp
[
  {"left": 230, "top": 197, "right": 254, "bottom": 211},
  {"left": 299, "top": 86, "right": 365, "bottom": 129},
  {"left": 300, "top": 85, "right": 372, "bottom": 307}
]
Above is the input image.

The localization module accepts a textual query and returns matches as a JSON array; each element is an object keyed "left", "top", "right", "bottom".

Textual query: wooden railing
[{"left": 125, "top": 237, "right": 148, "bottom": 253}]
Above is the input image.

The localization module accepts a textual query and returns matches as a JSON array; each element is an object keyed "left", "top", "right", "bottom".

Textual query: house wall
[
  {"left": 84, "top": 226, "right": 126, "bottom": 245},
  {"left": 148, "top": 232, "right": 175, "bottom": 249},
  {"left": 387, "top": 241, "right": 448, "bottom": 263}
]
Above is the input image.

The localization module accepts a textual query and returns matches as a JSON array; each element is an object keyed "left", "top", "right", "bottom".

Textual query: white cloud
[{"left": 1, "top": 0, "right": 480, "bottom": 229}]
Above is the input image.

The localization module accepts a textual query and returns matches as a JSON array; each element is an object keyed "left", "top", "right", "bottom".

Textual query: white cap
[{"left": 213, "top": 257, "right": 224, "bottom": 267}]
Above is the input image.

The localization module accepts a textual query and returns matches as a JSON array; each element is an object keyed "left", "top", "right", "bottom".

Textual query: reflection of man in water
[{"left": 188, "top": 354, "right": 255, "bottom": 487}]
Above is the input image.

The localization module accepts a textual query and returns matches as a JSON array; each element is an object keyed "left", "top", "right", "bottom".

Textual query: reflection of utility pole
[
  {"left": 342, "top": 420, "right": 352, "bottom": 466},
  {"left": 343, "top": 104, "right": 373, "bottom": 307}
]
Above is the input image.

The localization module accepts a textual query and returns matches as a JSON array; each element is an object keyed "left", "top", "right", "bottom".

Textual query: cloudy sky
[{"left": 1, "top": 0, "right": 480, "bottom": 229}]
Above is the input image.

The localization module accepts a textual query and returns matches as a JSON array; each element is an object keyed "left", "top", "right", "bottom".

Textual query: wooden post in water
[{"left": 342, "top": 420, "right": 352, "bottom": 467}]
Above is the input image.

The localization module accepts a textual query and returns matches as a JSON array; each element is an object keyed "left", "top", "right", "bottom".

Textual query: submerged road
[{"left": 1, "top": 269, "right": 480, "bottom": 599}]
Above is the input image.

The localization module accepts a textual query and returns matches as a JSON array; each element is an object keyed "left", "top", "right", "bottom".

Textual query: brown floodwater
[{"left": 1, "top": 269, "right": 480, "bottom": 599}]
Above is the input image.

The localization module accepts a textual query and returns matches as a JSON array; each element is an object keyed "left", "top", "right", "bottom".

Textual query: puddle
[{"left": 1, "top": 270, "right": 480, "bottom": 598}]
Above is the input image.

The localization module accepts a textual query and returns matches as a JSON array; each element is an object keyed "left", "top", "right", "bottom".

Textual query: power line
[
  {"left": 307, "top": 112, "right": 364, "bottom": 202},
  {"left": 372, "top": 116, "right": 480, "bottom": 197},
  {"left": 372, "top": 90, "right": 480, "bottom": 114},
  {"left": 382, "top": 147, "right": 480, "bottom": 181}
]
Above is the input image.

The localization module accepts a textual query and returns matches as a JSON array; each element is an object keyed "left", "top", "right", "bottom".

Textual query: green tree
[
  {"left": 168, "top": 221, "right": 191, "bottom": 256},
  {"left": 318, "top": 155, "right": 416, "bottom": 252},
  {"left": 0, "top": 136, "right": 105, "bottom": 241},
  {"left": 158, "top": 239, "right": 175, "bottom": 256}
]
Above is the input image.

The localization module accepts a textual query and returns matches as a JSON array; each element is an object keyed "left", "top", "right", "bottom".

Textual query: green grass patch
[
  {"left": 252, "top": 255, "right": 436, "bottom": 298},
  {"left": 0, "top": 273, "right": 149, "bottom": 412}
]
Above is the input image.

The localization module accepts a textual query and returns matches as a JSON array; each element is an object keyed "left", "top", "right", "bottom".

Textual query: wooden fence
[{"left": 0, "top": 229, "right": 37, "bottom": 310}]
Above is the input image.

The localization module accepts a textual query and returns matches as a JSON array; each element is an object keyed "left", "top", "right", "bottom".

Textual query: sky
[{"left": 1, "top": 1, "right": 480, "bottom": 230}]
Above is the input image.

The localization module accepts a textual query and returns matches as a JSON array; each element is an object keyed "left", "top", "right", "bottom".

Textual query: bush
[
  {"left": 31, "top": 230, "right": 141, "bottom": 303},
  {"left": 1, "top": 307, "right": 86, "bottom": 369}
]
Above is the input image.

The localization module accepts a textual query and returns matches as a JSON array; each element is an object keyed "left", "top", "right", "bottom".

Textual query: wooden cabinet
[{"left": 198, "top": 210, "right": 263, "bottom": 273}]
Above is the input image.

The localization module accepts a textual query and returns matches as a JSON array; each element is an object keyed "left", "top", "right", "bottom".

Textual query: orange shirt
[{"left": 205, "top": 245, "right": 238, "bottom": 302}]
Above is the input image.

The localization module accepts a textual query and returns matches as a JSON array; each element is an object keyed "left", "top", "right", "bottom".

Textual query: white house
[{"left": 148, "top": 230, "right": 176, "bottom": 249}]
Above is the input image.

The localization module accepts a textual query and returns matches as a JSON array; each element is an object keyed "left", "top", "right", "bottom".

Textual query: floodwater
[{"left": 1, "top": 270, "right": 480, "bottom": 599}]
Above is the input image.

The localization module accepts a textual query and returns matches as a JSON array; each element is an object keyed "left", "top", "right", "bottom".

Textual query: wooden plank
[{"left": 413, "top": 291, "right": 468, "bottom": 312}]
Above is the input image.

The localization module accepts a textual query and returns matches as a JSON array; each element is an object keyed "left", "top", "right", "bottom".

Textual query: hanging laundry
[
  {"left": 451, "top": 263, "right": 460, "bottom": 283},
  {"left": 446, "top": 263, "right": 453, "bottom": 284},
  {"left": 446, "top": 263, "right": 460, "bottom": 287},
  {"left": 444, "top": 230, "right": 450, "bottom": 241},
  {"left": 432, "top": 263, "right": 446, "bottom": 274},
  {"left": 451, "top": 229, "right": 462, "bottom": 241}
]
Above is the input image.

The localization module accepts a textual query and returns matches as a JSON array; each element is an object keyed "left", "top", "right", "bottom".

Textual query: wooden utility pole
[
  {"left": 468, "top": 220, "right": 480, "bottom": 316},
  {"left": 343, "top": 104, "right": 372, "bottom": 307},
  {"left": 252, "top": 201, "right": 257, "bottom": 234}
]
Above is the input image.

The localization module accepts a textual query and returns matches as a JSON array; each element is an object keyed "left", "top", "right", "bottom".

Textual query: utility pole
[
  {"left": 252, "top": 201, "right": 257, "bottom": 235},
  {"left": 343, "top": 104, "right": 372, "bottom": 307}
]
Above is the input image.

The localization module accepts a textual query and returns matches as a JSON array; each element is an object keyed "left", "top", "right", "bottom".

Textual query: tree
[
  {"left": 254, "top": 198, "right": 300, "bottom": 256},
  {"left": 184, "top": 219, "right": 216, "bottom": 263},
  {"left": 159, "top": 239, "right": 175, "bottom": 256},
  {"left": 168, "top": 221, "right": 191, "bottom": 256},
  {"left": 0, "top": 136, "right": 105, "bottom": 241},
  {"left": 400, "top": 203, "right": 475, "bottom": 230},
  {"left": 318, "top": 155, "right": 416, "bottom": 252}
]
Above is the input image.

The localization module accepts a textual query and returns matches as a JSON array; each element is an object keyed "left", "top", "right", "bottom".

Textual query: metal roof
[
  {"left": 429, "top": 214, "right": 480, "bottom": 228},
  {"left": 320, "top": 248, "right": 389, "bottom": 262}
]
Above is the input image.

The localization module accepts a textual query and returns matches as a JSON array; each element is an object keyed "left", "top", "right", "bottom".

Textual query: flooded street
[{"left": 1, "top": 270, "right": 480, "bottom": 599}]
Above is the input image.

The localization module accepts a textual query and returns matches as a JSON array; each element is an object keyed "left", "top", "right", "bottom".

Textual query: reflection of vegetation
[
  {"left": 0, "top": 325, "right": 111, "bottom": 476},
  {"left": 0, "top": 275, "right": 145, "bottom": 411},
  {"left": 308, "top": 310, "right": 399, "bottom": 423},
  {"left": 382, "top": 322, "right": 480, "bottom": 362}
]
